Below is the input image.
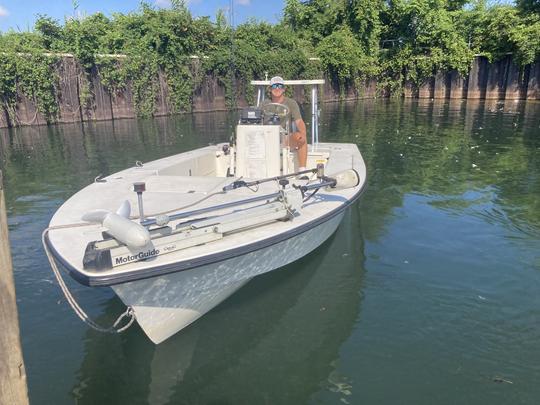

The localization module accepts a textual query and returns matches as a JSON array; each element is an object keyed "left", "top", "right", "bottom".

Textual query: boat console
[{"left": 233, "top": 79, "right": 327, "bottom": 179}]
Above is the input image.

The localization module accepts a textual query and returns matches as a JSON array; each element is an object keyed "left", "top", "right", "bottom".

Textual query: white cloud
[
  {"left": 0, "top": 5, "right": 9, "bottom": 17},
  {"left": 236, "top": 0, "right": 251, "bottom": 5}
]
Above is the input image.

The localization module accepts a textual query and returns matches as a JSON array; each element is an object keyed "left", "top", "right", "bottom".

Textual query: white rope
[{"left": 42, "top": 224, "right": 136, "bottom": 334}]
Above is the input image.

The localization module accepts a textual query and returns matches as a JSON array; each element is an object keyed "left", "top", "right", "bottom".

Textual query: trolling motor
[
  {"left": 222, "top": 164, "right": 359, "bottom": 194},
  {"left": 293, "top": 168, "right": 360, "bottom": 203},
  {"left": 222, "top": 167, "right": 318, "bottom": 192},
  {"left": 134, "top": 167, "right": 359, "bottom": 230},
  {"left": 301, "top": 168, "right": 360, "bottom": 192},
  {"left": 81, "top": 201, "right": 150, "bottom": 250},
  {"left": 80, "top": 163, "right": 360, "bottom": 270}
]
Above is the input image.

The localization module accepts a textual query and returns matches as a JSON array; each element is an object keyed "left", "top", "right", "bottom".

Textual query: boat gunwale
[{"left": 45, "top": 179, "right": 367, "bottom": 287}]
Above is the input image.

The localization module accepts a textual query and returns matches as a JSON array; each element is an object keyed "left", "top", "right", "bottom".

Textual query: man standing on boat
[{"left": 264, "top": 76, "right": 308, "bottom": 171}]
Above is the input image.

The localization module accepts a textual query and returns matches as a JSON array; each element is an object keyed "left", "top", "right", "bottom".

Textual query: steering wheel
[{"left": 262, "top": 102, "right": 289, "bottom": 124}]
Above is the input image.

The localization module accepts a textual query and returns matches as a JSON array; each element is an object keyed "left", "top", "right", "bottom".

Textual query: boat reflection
[{"left": 71, "top": 204, "right": 366, "bottom": 404}]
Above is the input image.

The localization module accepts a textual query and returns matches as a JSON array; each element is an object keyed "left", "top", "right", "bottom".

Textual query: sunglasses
[{"left": 271, "top": 83, "right": 285, "bottom": 89}]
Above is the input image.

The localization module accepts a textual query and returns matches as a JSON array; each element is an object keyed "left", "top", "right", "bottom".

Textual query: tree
[
  {"left": 516, "top": 0, "right": 540, "bottom": 15},
  {"left": 349, "top": 0, "right": 382, "bottom": 55},
  {"left": 316, "top": 26, "right": 377, "bottom": 85},
  {"left": 283, "top": 0, "right": 349, "bottom": 43},
  {"left": 34, "top": 16, "right": 64, "bottom": 50}
]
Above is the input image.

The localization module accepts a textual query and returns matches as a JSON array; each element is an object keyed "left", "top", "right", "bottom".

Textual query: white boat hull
[
  {"left": 112, "top": 212, "right": 344, "bottom": 343},
  {"left": 46, "top": 140, "right": 366, "bottom": 344}
]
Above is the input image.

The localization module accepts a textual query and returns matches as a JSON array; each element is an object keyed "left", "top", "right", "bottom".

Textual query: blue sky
[{"left": 0, "top": 0, "right": 286, "bottom": 33}]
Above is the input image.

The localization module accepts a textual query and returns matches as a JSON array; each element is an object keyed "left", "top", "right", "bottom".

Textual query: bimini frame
[{"left": 251, "top": 79, "right": 325, "bottom": 151}]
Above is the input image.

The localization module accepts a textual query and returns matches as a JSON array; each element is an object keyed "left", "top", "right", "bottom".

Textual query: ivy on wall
[
  {"left": 0, "top": 23, "right": 62, "bottom": 123},
  {"left": 0, "top": 0, "right": 539, "bottom": 125}
]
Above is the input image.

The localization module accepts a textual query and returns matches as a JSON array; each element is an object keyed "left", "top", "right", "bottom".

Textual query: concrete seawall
[{"left": 1, "top": 55, "right": 539, "bottom": 128}]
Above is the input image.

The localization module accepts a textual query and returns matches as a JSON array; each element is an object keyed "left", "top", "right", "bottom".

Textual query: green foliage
[
  {"left": 379, "top": 0, "right": 473, "bottom": 87},
  {"left": 0, "top": 31, "right": 59, "bottom": 123},
  {"left": 205, "top": 20, "right": 316, "bottom": 106},
  {"left": 451, "top": 3, "right": 540, "bottom": 66},
  {"left": 96, "top": 58, "right": 127, "bottom": 94},
  {"left": 1, "top": 0, "right": 540, "bottom": 126},
  {"left": 0, "top": 55, "right": 18, "bottom": 119},
  {"left": 126, "top": 49, "right": 159, "bottom": 117},
  {"left": 102, "top": 4, "right": 216, "bottom": 114},
  {"left": 316, "top": 26, "right": 377, "bottom": 88},
  {"left": 467, "top": 5, "right": 540, "bottom": 65},
  {"left": 508, "top": 16, "right": 540, "bottom": 65},
  {"left": 34, "top": 16, "right": 64, "bottom": 50},
  {"left": 349, "top": 0, "right": 383, "bottom": 54},
  {"left": 16, "top": 53, "right": 59, "bottom": 120},
  {"left": 516, "top": 0, "right": 540, "bottom": 15},
  {"left": 63, "top": 13, "right": 111, "bottom": 69},
  {"left": 284, "top": 0, "right": 349, "bottom": 43}
]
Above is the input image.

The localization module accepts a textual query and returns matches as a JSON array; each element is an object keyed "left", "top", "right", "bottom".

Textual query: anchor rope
[{"left": 42, "top": 224, "right": 136, "bottom": 334}]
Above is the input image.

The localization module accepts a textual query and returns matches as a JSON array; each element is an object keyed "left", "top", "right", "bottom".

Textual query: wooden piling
[{"left": 0, "top": 170, "right": 29, "bottom": 405}]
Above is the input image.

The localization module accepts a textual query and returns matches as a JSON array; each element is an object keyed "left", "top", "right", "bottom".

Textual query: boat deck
[{"left": 47, "top": 142, "right": 366, "bottom": 286}]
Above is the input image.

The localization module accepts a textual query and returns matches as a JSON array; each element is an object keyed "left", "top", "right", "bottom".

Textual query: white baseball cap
[{"left": 269, "top": 76, "right": 285, "bottom": 86}]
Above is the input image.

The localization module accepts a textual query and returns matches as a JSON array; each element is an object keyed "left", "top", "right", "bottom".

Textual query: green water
[{"left": 1, "top": 99, "right": 539, "bottom": 404}]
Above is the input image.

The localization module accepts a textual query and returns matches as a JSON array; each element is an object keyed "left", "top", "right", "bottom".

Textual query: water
[{"left": 1, "top": 99, "right": 539, "bottom": 404}]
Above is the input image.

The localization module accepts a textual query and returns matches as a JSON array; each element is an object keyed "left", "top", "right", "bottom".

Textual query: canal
[{"left": 1, "top": 98, "right": 539, "bottom": 404}]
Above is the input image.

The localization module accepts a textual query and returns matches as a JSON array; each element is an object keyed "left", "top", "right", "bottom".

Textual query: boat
[{"left": 43, "top": 79, "right": 367, "bottom": 344}]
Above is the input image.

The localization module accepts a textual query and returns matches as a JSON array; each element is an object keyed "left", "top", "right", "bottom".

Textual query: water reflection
[
  {"left": 71, "top": 208, "right": 365, "bottom": 404},
  {"left": 322, "top": 99, "right": 540, "bottom": 236},
  {"left": 2, "top": 99, "right": 539, "bottom": 233},
  {"left": 0, "top": 113, "right": 235, "bottom": 210},
  {"left": 1, "top": 99, "right": 539, "bottom": 404}
]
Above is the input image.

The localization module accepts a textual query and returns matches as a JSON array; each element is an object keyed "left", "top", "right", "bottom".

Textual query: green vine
[
  {"left": 1, "top": 50, "right": 59, "bottom": 123},
  {"left": 165, "top": 59, "right": 199, "bottom": 113},
  {"left": 96, "top": 57, "right": 127, "bottom": 94},
  {"left": 0, "top": 1, "right": 539, "bottom": 126}
]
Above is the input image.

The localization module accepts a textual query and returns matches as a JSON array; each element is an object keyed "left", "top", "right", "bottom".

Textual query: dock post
[{"left": 0, "top": 170, "right": 29, "bottom": 404}]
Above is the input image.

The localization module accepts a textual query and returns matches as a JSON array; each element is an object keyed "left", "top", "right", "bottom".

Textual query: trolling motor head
[
  {"left": 297, "top": 169, "right": 361, "bottom": 195},
  {"left": 325, "top": 169, "right": 360, "bottom": 191}
]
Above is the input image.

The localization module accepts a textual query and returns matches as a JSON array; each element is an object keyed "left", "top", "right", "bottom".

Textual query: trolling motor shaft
[
  {"left": 133, "top": 182, "right": 146, "bottom": 222},
  {"left": 222, "top": 167, "right": 318, "bottom": 192},
  {"left": 140, "top": 169, "right": 359, "bottom": 228}
]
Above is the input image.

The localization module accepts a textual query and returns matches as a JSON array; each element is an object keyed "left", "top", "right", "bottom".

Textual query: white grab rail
[{"left": 251, "top": 79, "right": 324, "bottom": 151}]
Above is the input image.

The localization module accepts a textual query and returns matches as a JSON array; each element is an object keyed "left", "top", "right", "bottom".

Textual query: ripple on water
[{"left": 2, "top": 100, "right": 540, "bottom": 405}]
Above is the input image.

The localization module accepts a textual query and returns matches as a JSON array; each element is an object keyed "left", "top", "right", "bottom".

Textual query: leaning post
[{"left": 0, "top": 170, "right": 29, "bottom": 404}]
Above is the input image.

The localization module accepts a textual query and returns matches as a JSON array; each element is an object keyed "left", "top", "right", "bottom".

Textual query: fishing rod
[{"left": 222, "top": 164, "right": 325, "bottom": 192}]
